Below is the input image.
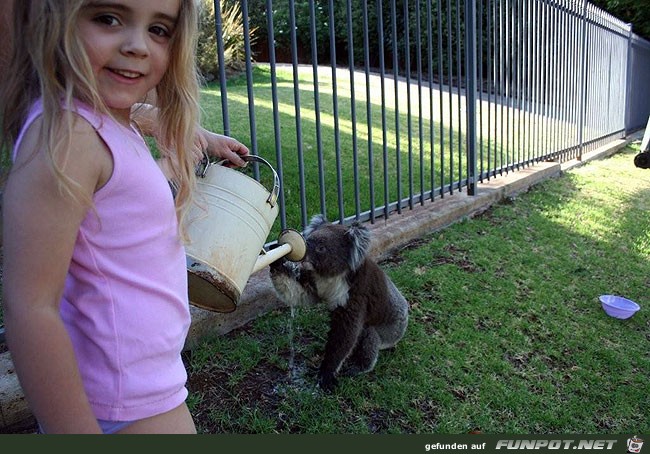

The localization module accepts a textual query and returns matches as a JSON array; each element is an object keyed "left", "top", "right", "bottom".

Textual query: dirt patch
[
  {"left": 182, "top": 324, "right": 323, "bottom": 433},
  {"left": 185, "top": 356, "right": 298, "bottom": 433}
]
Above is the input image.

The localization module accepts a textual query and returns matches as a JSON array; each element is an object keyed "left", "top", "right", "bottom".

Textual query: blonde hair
[{"left": 0, "top": 0, "right": 201, "bottom": 238}]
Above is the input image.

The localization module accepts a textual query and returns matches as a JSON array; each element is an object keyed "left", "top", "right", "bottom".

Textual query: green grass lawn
[{"left": 183, "top": 143, "right": 649, "bottom": 434}]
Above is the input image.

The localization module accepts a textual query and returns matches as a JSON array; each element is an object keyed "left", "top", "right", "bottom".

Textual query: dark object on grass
[{"left": 634, "top": 152, "right": 650, "bottom": 169}]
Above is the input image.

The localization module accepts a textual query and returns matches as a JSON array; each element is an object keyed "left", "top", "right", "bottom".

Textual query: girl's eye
[
  {"left": 150, "top": 25, "right": 171, "bottom": 39},
  {"left": 94, "top": 14, "right": 120, "bottom": 27}
]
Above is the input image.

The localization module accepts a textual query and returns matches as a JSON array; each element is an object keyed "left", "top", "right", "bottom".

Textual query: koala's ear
[
  {"left": 346, "top": 221, "right": 371, "bottom": 271},
  {"left": 304, "top": 214, "right": 328, "bottom": 238}
]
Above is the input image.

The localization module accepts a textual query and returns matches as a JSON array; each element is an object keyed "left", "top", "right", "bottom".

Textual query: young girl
[{"left": 1, "top": 0, "right": 246, "bottom": 433}]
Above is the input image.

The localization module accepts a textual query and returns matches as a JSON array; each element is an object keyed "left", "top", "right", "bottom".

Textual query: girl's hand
[{"left": 194, "top": 127, "right": 249, "bottom": 168}]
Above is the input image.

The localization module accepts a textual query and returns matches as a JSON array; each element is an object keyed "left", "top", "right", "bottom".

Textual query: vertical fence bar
[
  {"left": 539, "top": 0, "right": 545, "bottom": 160},
  {"left": 345, "top": 0, "right": 360, "bottom": 220},
  {"left": 327, "top": 0, "right": 344, "bottom": 223},
  {"left": 549, "top": 0, "right": 557, "bottom": 159},
  {"left": 521, "top": 0, "right": 527, "bottom": 164},
  {"left": 307, "top": 0, "right": 327, "bottom": 220},
  {"left": 477, "top": 0, "right": 484, "bottom": 181},
  {"left": 522, "top": 0, "right": 533, "bottom": 163},
  {"left": 577, "top": 0, "right": 588, "bottom": 160},
  {"left": 529, "top": 0, "right": 536, "bottom": 162},
  {"left": 466, "top": 0, "right": 478, "bottom": 195},
  {"left": 569, "top": 0, "right": 577, "bottom": 157},
  {"left": 437, "top": 0, "right": 446, "bottom": 196},
  {"left": 404, "top": 0, "right": 414, "bottom": 208},
  {"left": 212, "top": 0, "right": 230, "bottom": 135},
  {"left": 584, "top": 4, "right": 593, "bottom": 150},
  {"left": 241, "top": 0, "right": 258, "bottom": 161},
  {"left": 558, "top": 0, "right": 568, "bottom": 156},
  {"left": 415, "top": 0, "right": 425, "bottom": 205},
  {"left": 377, "top": 0, "right": 390, "bottom": 219},
  {"left": 568, "top": 0, "right": 577, "bottom": 159},
  {"left": 288, "top": 0, "right": 307, "bottom": 228},
  {"left": 426, "top": 0, "right": 436, "bottom": 197},
  {"left": 513, "top": 0, "right": 518, "bottom": 167},
  {"left": 486, "top": 0, "right": 493, "bottom": 178},
  {"left": 540, "top": 0, "right": 548, "bottom": 160},
  {"left": 390, "top": 0, "right": 403, "bottom": 212},
  {"left": 570, "top": 0, "right": 578, "bottom": 155},
  {"left": 362, "top": 0, "right": 375, "bottom": 221},
  {"left": 498, "top": 0, "right": 504, "bottom": 173},
  {"left": 504, "top": 0, "right": 511, "bottom": 172},
  {"left": 455, "top": 0, "right": 463, "bottom": 189},
  {"left": 549, "top": 0, "right": 556, "bottom": 156},
  {"left": 589, "top": 7, "right": 598, "bottom": 148},
  {"left": 264, "top": 0, "right": 285, "bottom": 224},
  {"left": 558, "top": 0, "right": 565, "bottom": 158},
  {"left": 446, "top": 0, "right": 454, "bottom": 192},
  {"left": 624, "top": 24, "right": 634, "bottom": 134}
]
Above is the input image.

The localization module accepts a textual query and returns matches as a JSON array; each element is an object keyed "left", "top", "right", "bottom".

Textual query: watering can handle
[
  {"left": 196, "top": 154, "right": 281, "bottom": 208},
  {"left": 241, "top": 155, "right": 280, "bottom": 207}
]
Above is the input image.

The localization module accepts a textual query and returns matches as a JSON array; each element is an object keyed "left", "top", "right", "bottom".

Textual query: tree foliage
[
  {"left": 590, "top": 0, "right": 650, "bottom": 40},
  {"left": 197, "top": 0, "right": 258, "bottom": 81},
  {"left": 246, "top": 0, "right": 464, "bottom": 77}
]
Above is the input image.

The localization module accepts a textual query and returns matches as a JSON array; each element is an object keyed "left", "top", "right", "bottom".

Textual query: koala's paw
[
  {"left": 317, "top": 371, "right": 339, "bottom": 393},
  {"left": 340, "top": 364, "right": 364, "bottom": 377},
  {"left": 269, "top": 258, "right": 299, "bottom": 279},
  {"left": 269, "top": 256, "right": 287, "bottom": 273},
  {"left": 269, "top": 260, "right": 306, "bottom": 307}
]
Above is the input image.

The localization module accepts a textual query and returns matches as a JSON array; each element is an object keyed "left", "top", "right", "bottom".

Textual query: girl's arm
[
  {"left": 131, "top": 103, "right": 249, "bottom": 168},
  {"left": 2, "top": 116, "right": 112, "bottom": 433}
]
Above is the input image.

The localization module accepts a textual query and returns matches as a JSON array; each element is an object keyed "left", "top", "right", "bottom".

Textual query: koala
[{"left": 270, "top": 214, "right": 409, "bottom": 392}]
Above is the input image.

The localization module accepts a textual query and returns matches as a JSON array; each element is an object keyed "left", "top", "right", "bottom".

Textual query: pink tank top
[{"left": 13, "top": 100, "right": 191, "bottom": 421}]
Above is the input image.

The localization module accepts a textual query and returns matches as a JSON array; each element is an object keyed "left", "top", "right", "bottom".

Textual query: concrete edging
[{"left": 0, "top": 134, "right": 637, "bottom": 431}]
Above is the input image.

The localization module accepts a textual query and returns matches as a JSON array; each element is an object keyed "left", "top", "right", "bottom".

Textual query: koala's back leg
[
  {"left": 341, "top": 327, "right": 381, "bottom": 376},
  {"left": 375, "top": 279, "right": 409, "bottom": 349}
]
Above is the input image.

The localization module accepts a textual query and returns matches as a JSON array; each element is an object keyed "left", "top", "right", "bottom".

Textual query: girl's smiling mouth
[{"left": 109, "top": 68, "right": 144, "bottom": 79}]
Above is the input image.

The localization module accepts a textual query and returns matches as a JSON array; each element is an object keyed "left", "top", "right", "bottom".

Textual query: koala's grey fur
[{"left": 270, "top": 214, "right": 409, "bottom": 391}]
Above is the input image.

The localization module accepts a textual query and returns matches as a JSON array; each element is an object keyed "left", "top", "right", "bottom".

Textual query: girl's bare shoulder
[{"left": 14, "top": 112, "right": 113, "bottom": 193}]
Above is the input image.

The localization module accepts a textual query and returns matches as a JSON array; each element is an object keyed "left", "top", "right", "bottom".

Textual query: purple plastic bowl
[{"left": 599, "top": 295, "right": 640, "bottom": 320}]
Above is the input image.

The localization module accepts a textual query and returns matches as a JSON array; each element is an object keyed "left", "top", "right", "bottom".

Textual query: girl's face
[{"left": 77, "top": 0, "right": 181, "bottom": 125}]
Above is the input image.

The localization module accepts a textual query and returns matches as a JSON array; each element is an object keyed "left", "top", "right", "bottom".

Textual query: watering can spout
[{"left": 251, "top": 229, "right": 306, "bottom": 274}]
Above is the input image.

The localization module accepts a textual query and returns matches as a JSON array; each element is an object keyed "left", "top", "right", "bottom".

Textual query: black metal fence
[{"left": 208, "top": 0, "right": 650, "bottom": 233}]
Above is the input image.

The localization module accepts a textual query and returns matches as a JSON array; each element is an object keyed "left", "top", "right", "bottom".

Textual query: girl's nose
[{"left": 120, "top": 29, "right": 149, "bottom": 58}]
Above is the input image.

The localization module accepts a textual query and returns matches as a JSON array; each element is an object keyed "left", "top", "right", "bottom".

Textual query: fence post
[{"left": 466, "top": 0, "right": 478, "bottom": 195}]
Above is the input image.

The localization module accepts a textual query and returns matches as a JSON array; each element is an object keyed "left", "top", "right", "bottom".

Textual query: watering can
[{"left": 185, "top": 155, "right": 306, "bottom": 313}]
